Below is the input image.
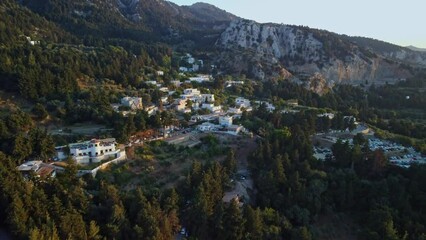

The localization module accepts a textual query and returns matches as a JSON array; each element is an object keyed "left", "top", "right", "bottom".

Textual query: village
[
  {"left": 312, "top": 119, "right": 426, "bottom": 168},
  {"left": 16, "top": 52, "right": 426, "bottom": 201}
]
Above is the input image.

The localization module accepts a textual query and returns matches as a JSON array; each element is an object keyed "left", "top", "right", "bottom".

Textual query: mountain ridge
[
  {"left": 8, "top": 0, "right": 426, "bottom": 91},
  {"left": 406, "top": 45, "right": 426, "bottom": 52}
]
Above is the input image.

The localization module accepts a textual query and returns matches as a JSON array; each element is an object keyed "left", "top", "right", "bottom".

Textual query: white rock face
[
  {"left": 216, "top": 19, "right": 412, "bottom": 86},
  {"left": 384, "top": 50, "right": 426, "bottom": 66},
  {"left": 218, "top": 20, "right": 323, "bottom": 62}
]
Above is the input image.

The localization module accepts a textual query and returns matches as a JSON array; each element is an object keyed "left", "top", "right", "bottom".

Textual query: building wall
[
  {"left": 64, "top": 139, "right": 118, "bottom": 164},
  {"left": 219, "top": 117, "right": 233, "bottom": 127}
]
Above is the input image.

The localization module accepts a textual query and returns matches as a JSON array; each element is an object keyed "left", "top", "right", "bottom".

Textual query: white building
[
  {"left": 26, "top": 36, "right": 40, "bottom": 45},
  {"left": 225, "top": 81, "right": 244, "bottom": 87},
  {"left": 156, "top": 71, "right": 164, "bottom": 76},
  {"left": 235, "top": 97, "right": 251, "bottom": 108},
  {"left": 202, "top": 103, "right": 221, "bottom": 113},
  {"left": 183, "top": 88, "right": 201, "bottom": 96},
  {"left": 255, "top": 101, "right": 275, "bottom": 112},
  {"left": 197, "top": 122, "right": 218, "bottom": 132},
  {"left": 171, "top": 80, "right": 181, "bottom": 87},
  {"left": 161, "top": 96, "right": 169, "bottom": 104},
  {"left": 219, "top": 116, "right": 233, "bottom": 127},
  {"left": 226, "top": 125, "right": 244, "bottom": 135},
  {"left": 227, "top": 107, "right": 242, "bottom": 115},
  {"left": 145, "top": 105, "right": 158, "bottom": 116},
  {"left": 181, "top": 88, "right": 202, "bottom": 102},
  {"left": 200, "top": 94, "right": 215, "bottom": 103},
  {"left": 145, "top": 80, "right": 157, "bottom": 86},
  {"left": 159, "top": 87, "right": 169, "bottom": 93},
  {"left": 56, "top": 138, "right": 120, "bottom": 164},
  {"left": 121, "top": 97, "right": 143, "bottom": 110},
  {"left": 176, "top": 99, "right": 189, "bottom": 112},
  {"left": 317, "top": 113, "right": 335, "bottom": 119},
  {"left": 179, "top": 67, "right": 189, "bottom": 72},
  {"left": 188, "top": 75, "right": 211, "bottom": 83}
]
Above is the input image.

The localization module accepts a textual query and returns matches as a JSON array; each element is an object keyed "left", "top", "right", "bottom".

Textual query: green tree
[
  {"left": 224, "top": 149, "right": 237, "bottom": 176},
  {"left": 7, "top": 194, "right": 29, "bottom": 237},
  {"left": 243, "top": 206, "right": 263, "bottom": 240},
  {"left": 88, "top": 221, "right": 102, "bottom": 240},
  {"left": 12, "top": 133, "right": 32, "bottom": 163},
  {"left": 222, "top": 199, "right": 244, "bottom": 240},
  {"left": 32, "top": 103, "right": 48, "bottom": 120}
]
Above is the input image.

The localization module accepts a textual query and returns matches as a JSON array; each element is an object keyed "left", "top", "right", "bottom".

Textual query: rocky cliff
[{"left": 216, "top": 19, "right": 414, "bottom": 89}]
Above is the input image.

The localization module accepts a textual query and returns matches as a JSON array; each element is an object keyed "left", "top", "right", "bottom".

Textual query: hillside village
[{"left": 16, "top": 55, "right": 426, "bottom": 182}]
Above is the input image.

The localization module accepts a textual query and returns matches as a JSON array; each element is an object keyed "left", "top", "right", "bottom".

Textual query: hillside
[
  {"left": 2, "top": 0, "right": 426, "bottom": 94},
  {"left": 215, "top": 19, "right": 426, "bottom": 89}
]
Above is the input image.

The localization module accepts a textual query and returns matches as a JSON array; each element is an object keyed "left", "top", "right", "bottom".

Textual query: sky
[{"left": 170, "top": 0, "right": 426, "bottom": 48}]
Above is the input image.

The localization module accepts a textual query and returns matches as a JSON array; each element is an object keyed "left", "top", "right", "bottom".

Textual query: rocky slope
[
  {"left": 15, "top": 0, "right": 425, "bottom": 92},
  {"left": 215, "top": 19, "right": 419, "bottom": 90}
]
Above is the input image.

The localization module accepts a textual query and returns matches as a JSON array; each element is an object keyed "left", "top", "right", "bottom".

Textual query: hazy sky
[{"left": 170, "top": 0, "right": 426, "bottom": 48}]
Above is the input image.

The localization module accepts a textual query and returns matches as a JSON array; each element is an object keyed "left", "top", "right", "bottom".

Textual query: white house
[
  {"left": 176, "top": 99, "right": 189, "bottom": 112},
  {"left": 171, "top": 80, "right": 181, "bottom": 87},
  {"left": 181, "top": 88, "right": 202, "bottom": 102},
  {"left": 200, "top": 94, "right": 215, "bottom": 103},
  {"left": 256, "top": 101, "right": 275, "bottom": 112},
  {"left": 159, "top": 87, "right": 169, "bottom": 93},
  {"left": 156, "top": 71, "right": 164, "bottom": 76},
  {"left": 226, "top": 125, "right": 244, "bottom": 135},
  {"left": 197, "top": 122, "right": 218, "bottom": 132},
  {"left": 317, "top": 113, "right": 335, "bottom": 119},
  {"left": 161, "top": 96, "right": 169, "bottom": 104},
  {"left": 121, "top": 97, "right": 143, "bottom": 110},
  {"left": 145, "top": 105, "right": 158, "bottom": 116},
  {"left": 189, "top": 75, "right": 211, "bottom": 83},
  {"left": 266, "top": 104, "right": 275, "bottom": 112},
  {"left": 225, "top": 81, "right": 244, "bottom": 87},
  {"left": 145, "top": 80, "right": 157, "bottom": 86},
  {"left": 26, "top": 36, "right": 40, "bottom": 45},
  {"left": 219, "top": 116, "right": 233, "bottom": 127},
  {"left": 202, "top": 103, "right": 221, "bottom": 113},
  {"left": 179, "top": 67, "right": 189, "bottom": 72},
  {"left": 227, "top": 107, "right": 242, "bottom": 115},
  {"left": 235, "top": 97, "right": 251, "bottom": 108},
  {"left": 183, "top": 88, "right": 201, "bottom": 96},
  {"left": 55, "top": 138, "right": 120, "bottom": 164}
]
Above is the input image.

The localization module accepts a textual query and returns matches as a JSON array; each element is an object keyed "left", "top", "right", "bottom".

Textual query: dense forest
[{"left": 1, "top": 106, "right": 426, "bottom": 239}]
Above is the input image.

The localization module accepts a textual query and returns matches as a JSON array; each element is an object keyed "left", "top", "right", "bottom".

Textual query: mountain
[
  {"left": 18, "top": 0, "right": 236, "bottom": 42},
  {"left": 215, "top": 19, "right": 426, "bottom": 91},
  {"left": 406, "top": 45, "right": 426, "bottom": 52},
  {"left": 181, "top": 2, "right": 237, "bottom": 23},
  {"left": 5, "top": 0, "right": 426, "bottom": 93}
]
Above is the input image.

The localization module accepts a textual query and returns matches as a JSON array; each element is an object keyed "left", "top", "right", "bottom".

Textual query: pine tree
[
  {"left": 222, "top": 199, "right": 244, "bottom": 240},
  {"left": 8, "top": 194, "right": 29, "bottom": 237},
  {"left": 12, "top": 133, "right": 32, "bottom": 163},
  {"left": 243, "top": 206, "right": 263, "bottom": 240},
  {"left": 87, "top": 221, "right": 101, "bottom": 240},
  {"left": 224, "top": 149, "right": 237, "bottom": 176}
]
